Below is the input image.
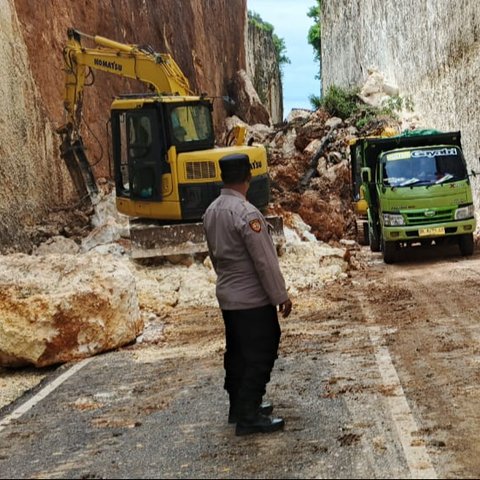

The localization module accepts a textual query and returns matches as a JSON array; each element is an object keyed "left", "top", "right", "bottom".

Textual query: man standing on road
[{"left": 203, "top": 153, "right": 292, "bottom": 436}]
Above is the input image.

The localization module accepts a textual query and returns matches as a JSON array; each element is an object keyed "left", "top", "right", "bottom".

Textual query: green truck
[{"left": 350, "top": 130, "right": 476, "bottom": 263}]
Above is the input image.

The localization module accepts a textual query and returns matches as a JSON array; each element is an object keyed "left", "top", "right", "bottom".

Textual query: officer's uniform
[{"left": 203, "top": 183, "right": 289, "bottom": 423}]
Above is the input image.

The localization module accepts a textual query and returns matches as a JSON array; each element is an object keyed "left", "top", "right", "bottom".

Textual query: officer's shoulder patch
[{"left": 249, "top": 219, "right": 262, "bottom": 233}]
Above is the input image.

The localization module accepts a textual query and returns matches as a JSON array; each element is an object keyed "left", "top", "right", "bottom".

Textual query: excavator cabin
[{"left": 110, "top": 95, "right": 271, "bottom": 222}]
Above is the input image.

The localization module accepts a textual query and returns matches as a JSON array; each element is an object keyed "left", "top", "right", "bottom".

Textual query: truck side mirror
[{"left": 361, "top": 167, "right": 372, "bottom": 183}]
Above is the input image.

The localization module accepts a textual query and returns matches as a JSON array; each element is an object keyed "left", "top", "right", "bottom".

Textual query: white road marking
[
  {"left": 0, "top": 358, "right": 93, "bottom": 433},
  {"left": 369, "top": 326, "right": 437, "bottom": 479}
]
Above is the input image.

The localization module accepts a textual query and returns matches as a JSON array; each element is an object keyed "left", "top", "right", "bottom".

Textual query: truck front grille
[
  {"left": 186, "top": 161, "right": 216, "bottom": 180},
  {"left": 405, "top": 208, "right": 454, "bottom": 225}
]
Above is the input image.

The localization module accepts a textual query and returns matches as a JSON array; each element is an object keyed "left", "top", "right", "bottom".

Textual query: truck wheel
[
  {"left": 369, "top": 225, "right": 380, "bottom": 252},
  {"left": 363, "top": 222, "right": 369, "bottom": 245},
  {"left": 383, "top": 239, "right": 397, "bottom": 264},
  {"left": 458, "top": 233, "right": 474, "bottom": 256}
]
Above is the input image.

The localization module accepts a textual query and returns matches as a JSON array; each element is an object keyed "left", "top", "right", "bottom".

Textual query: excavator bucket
[
  {"left": 58, "top": 133, "right": 98, "bottom": 206},
  {"left": 129, "top": 216, "right": 286, "bottom": 259}
]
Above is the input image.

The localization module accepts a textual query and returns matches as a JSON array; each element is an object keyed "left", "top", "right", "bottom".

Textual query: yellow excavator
[{"left": 58, "top": 28, "right": 283, "bottom": 258}]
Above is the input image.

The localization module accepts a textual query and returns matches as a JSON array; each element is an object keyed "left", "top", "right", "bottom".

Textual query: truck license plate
[{"left": 419, "top": 227, "right": 445, "bottom": 237}]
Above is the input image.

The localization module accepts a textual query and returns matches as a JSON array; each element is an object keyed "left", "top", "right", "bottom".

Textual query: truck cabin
[{"left": 351, "top": 130, "right": 463, "bottom": 207}]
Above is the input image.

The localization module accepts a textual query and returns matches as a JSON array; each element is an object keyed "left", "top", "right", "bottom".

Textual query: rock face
[
  {"left": 0, "top": 253, "right": 142, "bottom": 367},
  {"left": 2, "top": 0, "right": 269, "bottom": 252},
  {"left": 321, "top": 0, "right": 480, "bottom": 206},
  {"left": 246, "top": 18, "right": 283, "bottom": 123},
  {"left": 229, "top": 70, "right": 271, "bottom": 125},
  {"left": 0, "top": 0, "right": 68, "bottom": 253}
]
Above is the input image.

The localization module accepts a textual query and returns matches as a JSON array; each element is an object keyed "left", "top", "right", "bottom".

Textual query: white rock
[
  {"left": 81, "top": 219, "right": 122, "bottom": 252},
  {"left": 325, "top": 117, "right": 343, "bottom": 129},
  {"left": 89, "top": 243, "right": 126, "bottom": 256},
  {"left": 281, "top": 129, "right": 299, "bottom": 157},
  {"left": 304, "top": 139, "right": 323, "bottom": 156},
  {"left": 287, "top": 213, "right": 318, "bottom": 242},
  {"left": 225, "top": 115, "right": 248, "bottom": 132},
  {"left": 383, "top": 82, "right": 400, "bottom": 97},
  {"left": 0, "top": 253, "right": 142, "bottom": 367},
  {"left": 33, "top": 236, "right": 80, "bottom": 255},
  {"left": 286, "top": 108, "right": 313, "bottom": 123}
]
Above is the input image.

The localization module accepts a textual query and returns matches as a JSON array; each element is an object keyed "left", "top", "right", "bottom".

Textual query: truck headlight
[
  {"left": 383, "top": 213, "right": 405, "bottom": 226},
  {"left": 455, "top": 204, "right": 475, "bottom": 220}
]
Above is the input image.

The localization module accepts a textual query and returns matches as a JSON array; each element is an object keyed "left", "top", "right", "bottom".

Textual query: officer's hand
[{"left": 279, "top": 298, "right": 292, "bottom": 318}]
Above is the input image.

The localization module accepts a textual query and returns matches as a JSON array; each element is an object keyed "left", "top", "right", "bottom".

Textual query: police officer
[{"left": 203, "top": 153, "right": 292, "bottom": 436}]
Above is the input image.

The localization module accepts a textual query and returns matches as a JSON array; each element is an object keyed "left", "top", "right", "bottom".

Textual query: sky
[{"left": 247, "top": 0, "right": 320, "bottom": 119}]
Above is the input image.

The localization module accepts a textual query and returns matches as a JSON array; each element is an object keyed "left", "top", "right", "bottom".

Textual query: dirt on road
[
  {"left": 1, "top": 242, "right": 480, "bottom": 478},
  {"left": 360, "top": 246, "right": 480, "bottom": 479}
]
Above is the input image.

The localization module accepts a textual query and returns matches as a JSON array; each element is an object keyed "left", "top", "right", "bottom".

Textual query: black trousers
[{"left": 222, "top": 304, "right": 281, "bottom": 411}]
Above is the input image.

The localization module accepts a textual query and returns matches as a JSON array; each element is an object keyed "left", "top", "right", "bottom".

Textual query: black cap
[{"left": 219, "top": 154, "right": 251, "bottom": 183}]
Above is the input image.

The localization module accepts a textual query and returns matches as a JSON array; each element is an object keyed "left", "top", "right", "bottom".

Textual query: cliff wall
[
  {"left": 0, "top": 0, "right": 61, "bottom": 251},
  {"left": 0, "top": 0, "right": 251, "bottom": 251},
  {"left": 246, "top": 18, "right": 283, "bottom": 123},
  {"left": 321, "top": 0, "right": 480, "bottom": 203}
]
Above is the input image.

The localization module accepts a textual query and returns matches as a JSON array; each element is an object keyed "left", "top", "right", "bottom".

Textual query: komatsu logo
[
  {"left": 93, "top": 58, "right": 123, "bottom": 72},
  {"left": 250, "top": 160, "right": 262, "bottom": 170}
]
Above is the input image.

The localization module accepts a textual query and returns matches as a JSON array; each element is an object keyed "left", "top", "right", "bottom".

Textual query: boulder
[
  {"left": 0, "top": 253, "right": 142, "bottom": 367},
  {"left": 33, "top": 236, "right": 80, "bottom": 255},
  {"left": 286, "top": 108, "right": 312, "bottom": 123},
  {"left": 228, "top": 70, "right": 271, "bottom": 126},
  {"left": 359, "top": 68, "right": 400, "bottom": 107}
]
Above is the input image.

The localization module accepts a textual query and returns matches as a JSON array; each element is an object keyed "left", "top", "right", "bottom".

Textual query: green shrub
[
  {"left": 379, "top": 95, "right": 414, "bottom": 116},
  {"left": 319, "top": 84, "right": 415, "bottom": 130},
  {"left": 320, "top": 85, "right": 360, "bottom": 119},
  {"left": 309, "top": 94, "right": 321, "bottom": 110}
]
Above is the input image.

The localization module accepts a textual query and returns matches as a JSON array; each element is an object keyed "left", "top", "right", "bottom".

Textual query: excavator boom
[{"left": 62, "top": 28, "right": 193, "bottom": 132}]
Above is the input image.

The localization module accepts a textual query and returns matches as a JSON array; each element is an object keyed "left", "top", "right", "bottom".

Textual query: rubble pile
[
  {"left": 234, "top": 70, "right": 417, "bottom": 244},
  {"left": 241, "top": 112, "right": 377, "bottom": 244}
]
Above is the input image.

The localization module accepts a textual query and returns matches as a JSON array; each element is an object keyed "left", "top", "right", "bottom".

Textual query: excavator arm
[
  {"left": 58, "top": 28, "right": 195, "bottom": 204},
  {"left": 62, "top": 28, "right": 193, "bottom": 135}
]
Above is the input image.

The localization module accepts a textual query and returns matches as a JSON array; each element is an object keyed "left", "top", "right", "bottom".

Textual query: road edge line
[
  {"left": 0, "top": 357, "right": 93, "bottom": 433},
  {"left": 369, "top": 326, "right": 437, "bottom": 479}
]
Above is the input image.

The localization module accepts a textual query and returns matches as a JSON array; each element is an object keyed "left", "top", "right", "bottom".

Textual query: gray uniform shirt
[{"left": 203, "top": 188, "right": 288, "bottom": 310}]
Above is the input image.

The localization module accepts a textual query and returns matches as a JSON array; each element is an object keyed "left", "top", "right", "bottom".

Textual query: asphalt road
[
  {"left": 0, "top": 346, "right": 411, "bottom": 479},
  {"left": 1, "top": 244, "right": 478, "bottom": 478}
]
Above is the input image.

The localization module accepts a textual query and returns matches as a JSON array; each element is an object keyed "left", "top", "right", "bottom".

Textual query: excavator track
[{"left": 129, "top": 216, "right": 286, "bottom": 259}]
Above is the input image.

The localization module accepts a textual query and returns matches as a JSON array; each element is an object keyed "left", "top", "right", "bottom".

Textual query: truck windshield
[{"left": 382, "top": 146, "right": 468, "bottom": 187}]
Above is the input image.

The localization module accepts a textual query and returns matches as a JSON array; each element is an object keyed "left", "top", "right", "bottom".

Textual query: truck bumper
[{"left": 383, "top": 218, "right": 476, "bottom": 242}]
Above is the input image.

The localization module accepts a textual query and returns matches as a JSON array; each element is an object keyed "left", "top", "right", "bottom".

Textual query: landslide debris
[{"left": 22, "top": 69, "right": 413, "bottom": 253}]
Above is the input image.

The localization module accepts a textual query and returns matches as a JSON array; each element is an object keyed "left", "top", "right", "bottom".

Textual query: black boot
[
  {"left": 228, "top": 400, "right": 274, "bottom": 424},
  {"left": 235, "top": 412, "right": 285, "bottom": 436}
]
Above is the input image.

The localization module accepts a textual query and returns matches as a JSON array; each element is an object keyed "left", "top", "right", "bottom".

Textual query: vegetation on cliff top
[
  {"left": 307, "top": 0, "right": 322, "bottom": 108},
  {"left": 248, "top": 10, "right": 290, "bottom": 74}
]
